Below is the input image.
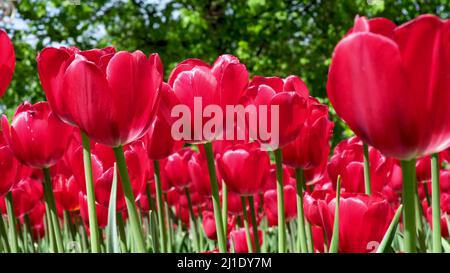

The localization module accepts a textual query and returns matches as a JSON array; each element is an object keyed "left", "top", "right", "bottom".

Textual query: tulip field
[{"left": 1, "top": 3, "right": 450, "bottom": 255}]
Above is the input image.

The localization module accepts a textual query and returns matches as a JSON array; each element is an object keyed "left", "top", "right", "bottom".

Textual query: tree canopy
[{"left": 1, "top": 0, "right": 449, "bottom": 143}]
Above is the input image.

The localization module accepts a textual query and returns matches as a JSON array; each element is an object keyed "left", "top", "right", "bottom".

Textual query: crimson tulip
[
  {"left": 2, "top": 101, "right": 73, "bottom": 169},
  {"left": 37, "top": 47, "right": 162, "bottom": 147},
  {"left": 282, "top": 99, "right": 333, "bottom": 170},
  {"left": 327, "top": 15, "right": 450, "bottom": 160},
  {"left": 52, "top": 174, "right": 80, "bottom": 212},
  {"left": 168, "top": 55, "right": 248, "bottom": 143},
  {"left": 230, "top": 228, "right": 263, "bottom": 253},
  {"left": 9, "top": 177, "right": 43, "bottom": 217},
  {"left": 0, "top": 29, "right": 15, "bottom": 97},
  {"left": 0, "top": 133, "right": 19, "bottom": 197},
  {"left": 164, "top": 148, "right": 194, "bottom": 190},
  {"left": 217, "top": 142, "right": 270, "bottom": 195},
  {"left": 79, "top": 193, "right": 108, "bottom": 228},
  {"left": 328, "top": 137, "right": 394, "bottom": 194},
  {"left": 188, "top": 151, "right": 221, "bottom": 197},
  {"left": 243, "top": 76, "right": 309, "bottom": 149},
  {"left": 263, "top": 185, "right": 297, "bottom": 226},
  {"left": 202, "top": 210, "right": 235, "bottom": 240}
]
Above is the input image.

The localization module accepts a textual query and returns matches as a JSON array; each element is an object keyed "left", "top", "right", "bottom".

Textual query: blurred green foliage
[{"left": 1, "top": 0, "right": 449, "bottom": 144}]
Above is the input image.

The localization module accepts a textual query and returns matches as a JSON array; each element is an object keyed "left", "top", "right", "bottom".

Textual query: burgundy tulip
[
  {"left": 327, "top": 15, "right": 450, "bottom": 159},
  {"left": 37, "top": 47, "right": 162, "bottom": 147},
  {"left": 2, "top": 101, "right": 73, "bottom": 168}
]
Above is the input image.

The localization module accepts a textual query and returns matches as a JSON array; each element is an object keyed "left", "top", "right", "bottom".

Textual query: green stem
[
  {"left": 431, "top": 153, "right": 442, "bottom": 253},
  {"left": 81, "top": 131, "right": 101, "bottom": 253},
  {"left": 363, "top": 143, "right": 371, "bottom": 195},
  {"left": 248, "top": 195, "right": 260, "bottom": 253},
  {"left": 203, "top": 142, "right": 227, "bottom": 252},
  {"left": 222, "top": 181, "right": 228, "bottom": 236},
  {"left": 329, "top": 176, "right": 341, "bottom": 253},
  {"left": 241, "top": 196, "right": 253, "bottom": 253},
  {"left": 113, "top": 145, "right": 146, "bottom": 253},
  {"left": 152, "top": 160, "right": 167, "bottom": 253},
  {"left": 43, "top": 168, "right": 64, "bottom": 253},
  {"left": 274, "top": 149, "right": 286, "bottom": 253},
  {"left": 116, "top": 212, "right": 128, "bottom": 253},
  {"left": 164, "top": 194, "right": 173, "bottom": 253},
  {"left": 0, "top": 215, "right": 10, "bottom": 252},
  {"left": 400, "top": 159, "right": 417, "bottom": 253},
  {"left": 185, "top": 188, "right": 200, "bottom": 252},
  {"left": 44, "top": 204, "right": 56, "bottom": 252},
  {"left": 305, "top": 220, "right": 314, "bottom": 253},
  {"left": 295, "top": 168, "right": 308, "bottom": 253},
  {"left": 5, "top": 192, "right": 18, "bottom": 253}
]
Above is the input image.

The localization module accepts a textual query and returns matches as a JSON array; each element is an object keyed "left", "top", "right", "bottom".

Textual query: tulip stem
[
  {"left": 5, "top": 192, "right": 18, "bottom": 253},
  {"left": 431, "top": 153, "right": 442, "bottom": 253},
  {"left": 241, "top": 196, "right": 253, "bottom": 253},
  {"left": 203, "top": 142, "right": 227, "bottom": 253},
  {"left": 152, "top": 160, "right": 167, "bottom": 253},
  {"left": 164, "top": 194, "right": 174, "bottom": 253},
  {"left": 363, "top": 143, "right": 371, "bottom": 195},
  {"left": 185, "top": 188, "right": 200, "bottom": 252},
  {"left": 222, "top": 181, "right": 228, "bottom": 236},
  {"left": 329, "top": 176, "right": 341, "bottom": 253},
  {"left": 0, "top": 215, "right": 10, "bottom": 252},
  {"left": 400, "top": 159, "right": 417, "bottom": 253},
  {"left": 274, "top": 149, "right": 286, "bottom": 253},
  {"left": 113, "top": 145, "right": 146, "bottom": 253},
  {"left": 248, "top": 195, "right": 260, "bottom": 253},
  {"left": 295, "top": 168, "right": 308, "bottom": 253},
  {"left": 80, "top": 131, "right": 101, "bottom": 253},
  {"left": 43, "top": 167, "right": 64, "bottom": 253}
]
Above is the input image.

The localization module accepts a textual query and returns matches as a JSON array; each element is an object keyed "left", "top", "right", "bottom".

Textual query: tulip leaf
[
  {"left": 149, "top": 211, "right": 159, "bottom": 253},
  {"left": 329, "top": 176, "right": 341, "bottom": 253},
  {"left": 377, "top": 205, "right": 403, "bottom": 253},
  {"left": 106, "top": 163, "right": 120, "bottom": 253}
]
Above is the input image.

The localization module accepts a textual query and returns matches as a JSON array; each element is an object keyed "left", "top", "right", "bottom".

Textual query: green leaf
[
  {"left": 329, "top": 176, "right": 341, "bottom": 253},
  {"left": 377, "top": 205, "right": 403, "bottom": 253},
  {"left": 149, "top": 211, "right": 159, "bottom": 253},
  {"left": 105, "top": 163, "right": 120, "bottom": 253},
  {"left": 441, "top": 237, "right": 450, "bottom": 253}
]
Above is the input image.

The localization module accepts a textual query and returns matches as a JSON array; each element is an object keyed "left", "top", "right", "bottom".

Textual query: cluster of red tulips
[{"left": 0, "top": 14, "right": 449, "bottom": 254}]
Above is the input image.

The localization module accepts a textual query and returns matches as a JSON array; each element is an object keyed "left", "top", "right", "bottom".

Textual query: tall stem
[
  {"left": 400, "top": 159, "right": 417, "bottom": 253},
  {"left": 241, "top": 196, "right": 253, "bottom": 253},
  {"left": 5, "top": 192, "right": 18, "bottom": 253},
  {"left": 152, "top": 160, "right": 167, "bottom": 253},
  {"left": 43, "top": 167, "right": 64, "bottom": 253},
  {"left": 431, "top": 153, "right": 442, "bottom": 253},
  {"left": 81, "top": 131, "right": 101, "bottom": 253},
  {"left": 113, "top": 146, "right": 146, "bottom": 253},
  {"left": 363, "top": 143, "right": 371, "bottom": 195},
  {"left": 0, "top": 215, "right": 10, "bottom": 252},
  {"left": 203, "top": 142, "right": 227, "bottom": 252},
  {"left": 248, "top": 195, "right": 260, "bottom": 253},
  {"left": 295, "top": 168, "right": 308, "bottom": 253},
  {"left": 274, "top": 149, "right": 286, "bottom": 253},
  {"left": 185, "top": 187, "right": 200, "bottom": 252},
  {"left": 222, "top": 181, "right": 228, "bottom": 236}
]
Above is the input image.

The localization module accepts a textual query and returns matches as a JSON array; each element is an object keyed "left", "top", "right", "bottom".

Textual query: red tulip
[
  {"left": 243, "top": 76, "right": 309, "bottom": 149},
  {"left": 327, "top": 137, "right": 394, "bottom": 194},
  {"left": 230, "top": 228, "right": 263, "bottom": 253},
  {"left": 0, "top": 29, "right": 15, "bottom": 97},
  {"left": 425, "top": 193, "right": 450, "bottom": 238},
  {"left": 53, "top": 174, "right": 80, "bottom": 212},
  {"left": 2, "top": 101, "right": 73, "bottom": 168},
  {"left": 0, "top": 132, "right": 20, "bottom": 197},
  {"left": 327, "top": 15, "right": 450, "bottom": 159},
  {"left": 23, "top": 202, "right": 46, "bottom": 240},
  {"left": 10, "top": 177, "right": 43, "bottom": 217},
  {"left": 37, "top": 47, "right": 162, "bottom": 147},
  {"left": 202, "top": 210, "right": 235, "bottom": 240},
  {"left": 304, "top": 191, "right": 394, "bottom": 253},
  {"left": 188, "top": 151, "right": 221, "bottom": 197},
  {"left": 79, "top": 193, "right": 108, "bottom": 228},
  {"left": 168, "top": 55, "right": 248, "bottom": 143},
  {"left": 146, "top": 83, "right": 184, "bottom": 160},
  {"left": 217, "top": 142, "right": 270, "bottom": 195},
  {"left": 263, "top": 164, "right": 295, "bottom": 191},
  {"left": 263, "top": 185, "right": 297, "bottom": 226},
  {"left": 164, "top": 148, "right": 194, "bottom": 190},
  {"left": 282, "top": 99, "right": 334, "bottom": 169}
]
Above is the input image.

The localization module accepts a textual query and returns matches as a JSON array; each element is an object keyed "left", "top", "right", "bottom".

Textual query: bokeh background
[{"left": 0, "top": 0, "right": 449, "bottom": 144}]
